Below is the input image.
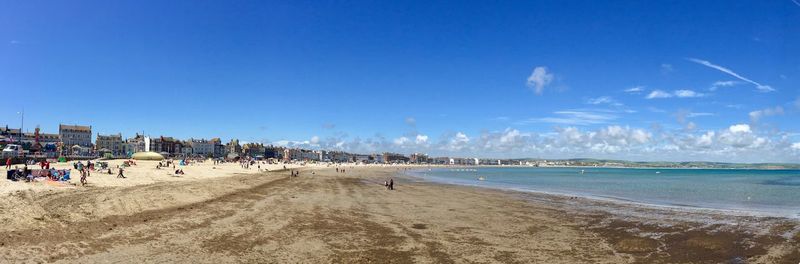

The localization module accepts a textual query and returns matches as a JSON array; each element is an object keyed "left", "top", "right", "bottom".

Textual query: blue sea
[{"left": 410, "top": 167, "right": 800, "bottom": 218}]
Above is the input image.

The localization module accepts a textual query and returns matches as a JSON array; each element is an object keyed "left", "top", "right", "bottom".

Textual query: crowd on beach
[
  {"left": 6, "top": 156, "right": 410, "bottom": 193},
  {"left": 5, "top": 157, "right": 142, "bottom": 186}
]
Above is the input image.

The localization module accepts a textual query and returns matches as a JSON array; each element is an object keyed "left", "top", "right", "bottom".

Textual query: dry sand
[{"left": 1, "top": 163, "right": 799, "bottom": 263}]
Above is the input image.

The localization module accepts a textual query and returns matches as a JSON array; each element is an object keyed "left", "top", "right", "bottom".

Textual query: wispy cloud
[
  {"left": 624, "top": 86, "right": 645, "bottom": 93},
  {"left": 518, "top": 110, "right": 617, "bottom": 126},
  {"left": 709, "top": 80, "right": 740, "bottom": 91},
  {"left": 674, "top": 89, "right": 705, "bottom": 98},
  {"left": 586, "top": 96, "right": 623, "bottom": 106},
  {"left": 526, "top": 66, "right": 554, "bottom": 95},
  {"left": 749, "top": 106, "right": 784, "bottom": 123},
  {"left": 725, "top": 104, "right": 744, "bottom": 109},
  {"left": 686, "top": 112, "right": 715, "bottom": 118},
  {"left": 645, "top": 90, "right": 672, "bottom": 99},
  {"left": 646, "top": 89, "right": 705, "bottom": 99},
  {"left": 687, "top": 58, "right": 775, "bottom": 92},
  {"left": 660, "top": 63, "right": 673, "bottom": 74}
]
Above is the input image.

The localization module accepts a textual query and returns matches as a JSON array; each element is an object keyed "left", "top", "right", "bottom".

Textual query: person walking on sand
[
  {"left": 389, "top": 179, "right": 394, "bottom": 190},
  {"left": 5, "top": 157, "right": 11, "bottom": 169},
  {"left": 117, "top": 167, "right": 126, "bottom": 178},
  {"left": 80, "top": 169, "right": 87, "bottom": 186}
]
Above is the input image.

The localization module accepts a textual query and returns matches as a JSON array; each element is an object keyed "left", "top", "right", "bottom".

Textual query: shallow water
[{"left": 411, "top": 167, "right": 800, "bottom": 218}]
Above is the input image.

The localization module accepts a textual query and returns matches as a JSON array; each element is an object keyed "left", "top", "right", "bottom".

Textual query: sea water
[{"left": 410, "top": 167, "right": 800, "bottom": 218}]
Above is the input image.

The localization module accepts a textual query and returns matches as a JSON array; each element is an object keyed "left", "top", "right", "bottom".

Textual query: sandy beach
[{"left": 1, "top": 162, "right": 799, "bottom": 263}]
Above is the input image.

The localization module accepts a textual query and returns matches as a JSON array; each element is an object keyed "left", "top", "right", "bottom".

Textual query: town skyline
[
  {"left": 2, "top": 121, "right": 799, "bottom": 167},
  {"left": 2, "top": 1, "right": 799, "bottom": 163}
]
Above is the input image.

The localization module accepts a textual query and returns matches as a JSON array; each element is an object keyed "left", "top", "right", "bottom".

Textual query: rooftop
[{"left": 59, "top": 124, "right": 92, "bottom": 132}]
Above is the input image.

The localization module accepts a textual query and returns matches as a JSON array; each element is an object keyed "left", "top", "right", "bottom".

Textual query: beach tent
[{"left": 132, "top": 151, "right": 165, "bottom": 161}]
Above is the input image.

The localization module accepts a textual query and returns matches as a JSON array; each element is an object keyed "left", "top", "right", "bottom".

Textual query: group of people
[
  {"left": 156, "top": 160, "right": 176, "bottom": 169},
  {"left": 8, "top": 166, "right": 71, "bottom": 183},
  {"left": 335, "top": 167, "right": 346, "bottom": 173},
  {"left": 74, "top": 161, "right": 93, "bottom": 186}
]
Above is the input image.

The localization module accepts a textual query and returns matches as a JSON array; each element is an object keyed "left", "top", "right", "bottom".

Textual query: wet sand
[{"left": 1, "top": 166, "right": 798, "bottom": 263}]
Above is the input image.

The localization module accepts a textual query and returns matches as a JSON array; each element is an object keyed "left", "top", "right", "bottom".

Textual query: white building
[
  {"left": 59, "top": 124, "right": 92, "bottom": 147},
  {"left": 188, "top": 138, "right": 214, "bottom": 156}
]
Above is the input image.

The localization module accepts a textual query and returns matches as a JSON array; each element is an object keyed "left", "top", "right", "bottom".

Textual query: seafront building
[
  {"left": 59, "top": 124, "right": 93, "bottom": 148},
  {"left": 96, "top": 133, "right": 124, "bottom": 156},
  {"left": 409, "top": 153, "right": 430, "bottom": 164},
  {"left": 124, "top": 134, "right": 147, "bottom": 154},
  {"left": 149, "top": 136, "right": 182, "bottom": 155},
  {"left": 210, "top": 138, "right": 226, "bottom": 158},
  {"left": 21, "top": 127, "right": 61, "bottom": 145},
  {"left": 226, "top": 139, "right": 242, "bottom": 158},
  {"left": 383, "top": 152, "right": 409, "bottom": 164},
  {"left": 188, "top": 138, "right": 214, "bottom": 157}
]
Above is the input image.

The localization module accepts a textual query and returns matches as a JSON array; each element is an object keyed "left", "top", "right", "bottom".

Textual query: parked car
[{"left": 2, "top": 144, "right": 22, "bottom": 158}]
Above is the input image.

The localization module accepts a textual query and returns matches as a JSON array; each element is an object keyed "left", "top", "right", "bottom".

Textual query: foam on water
[{"left": 409, "top": 167, "right": 800, "bottom": 218}]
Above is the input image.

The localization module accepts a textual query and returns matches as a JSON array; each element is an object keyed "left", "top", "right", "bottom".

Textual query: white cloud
[
  {"left": 646, "top": 90, "right": 673, "bottom": 99},
  {"left": 415, "top": 134, "right": 429, "bottom": 144},
  {"left": 441, "top": 132, "right": 471, "bottom": 151},
  {"left": 674, "top": 89, "right": 705, "bottom": 98},
  {"left": 792, "top": 142, "right": 800, "bottom": 150},
  {"left": 624, "top": 86, "right": 645, "bottom": 93},
  {"left": 310, "top": 136, "right": 320, "bottom": 145},
  {"left": 393, "top": 136, "right": 410, "bottom": 145},
  {"left": 630, "top": 129, "right": 652, "bottom": 144},
  {"left": 526, "top": 66, "right": 554, "bottom": 95},
  {"left": 729, "top": 124, "right": 751, "bottom": 133},
  {"left": 454, "top": 132, "right": 469, "bottom": 143},
  {"left": 687, "top": 58, "right": 775, "bottom": 92},
  {"left": 552, "top": 126, "right": 652, "bottom": 154},
  {"left": 749, "top": 106, "right": 784, "bottom": 123},
  {"left": 718, "top": 124, "right": 768, "bottom": 149},
  {"left": 697, "top": 131, "right": 715, "bottom": 147},
  {"left": 477, "top": 128, "right": 534, "bottom": 153}
]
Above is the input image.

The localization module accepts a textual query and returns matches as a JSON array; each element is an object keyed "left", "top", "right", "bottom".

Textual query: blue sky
[{"left": 1, "top": 0, "right": 799, "bottom": 162}]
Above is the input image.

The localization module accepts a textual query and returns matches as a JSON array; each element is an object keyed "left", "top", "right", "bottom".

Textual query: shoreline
[
  {"left": 406, "top": 167, "right": 800, "bottom": 220},
  {"left": 401, "top": 169, "right": 799, "bottom": 230}
]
